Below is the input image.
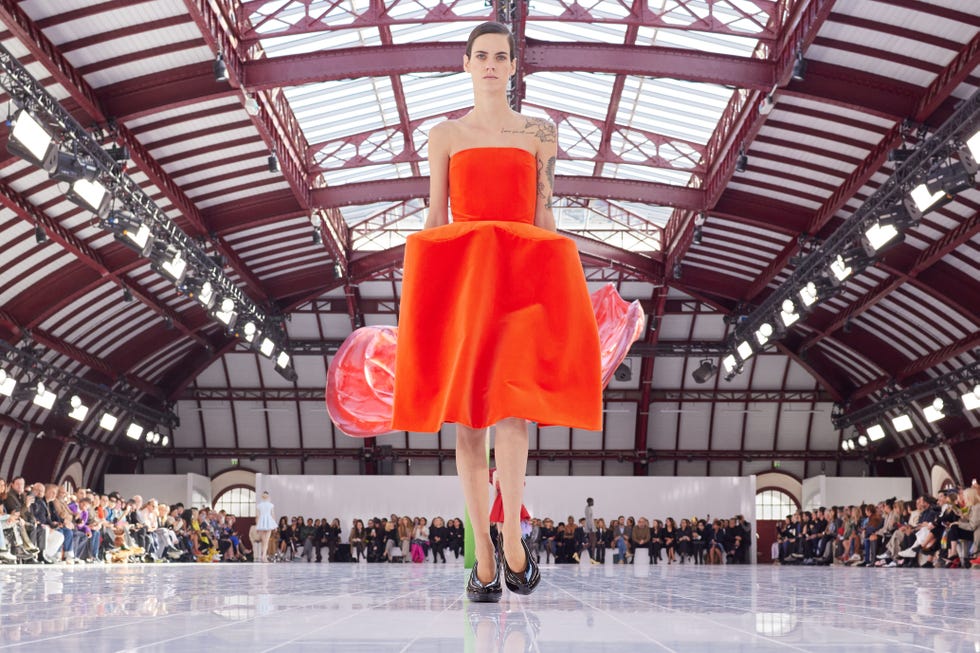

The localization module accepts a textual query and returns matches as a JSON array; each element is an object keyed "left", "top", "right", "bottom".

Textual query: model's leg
[
  {"left": 494, "top": 417, "right": 529, "bottom": 573},
  {"left": 456, "top": 423, "right": 495, "bottom": 583}
]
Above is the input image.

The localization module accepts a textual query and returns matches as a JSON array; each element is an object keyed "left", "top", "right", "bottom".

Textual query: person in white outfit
[{"left": 255, "top": 491, "right": 275, "bottom": 562}]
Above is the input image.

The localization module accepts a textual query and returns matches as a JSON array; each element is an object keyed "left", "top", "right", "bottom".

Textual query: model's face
[{"left": 464, "top": 34, "right": 515, "bottom": 88}]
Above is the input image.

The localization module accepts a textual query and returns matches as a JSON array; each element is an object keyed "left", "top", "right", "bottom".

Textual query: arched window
[
  {"left": 213, "top": 486, "right": 255, "bottom": 518},
  {"left": 62, "top": 478, "right": 76, "bottom": 495},
  {"left": 756, "top": 489, "right": 798, "bottom": 520}
]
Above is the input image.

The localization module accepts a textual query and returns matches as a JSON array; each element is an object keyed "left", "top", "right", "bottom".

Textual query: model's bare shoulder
[{"left": 502, "top": 115, "right": 556, "bottom": 144}]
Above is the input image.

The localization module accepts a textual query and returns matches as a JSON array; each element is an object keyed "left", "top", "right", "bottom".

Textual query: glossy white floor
[{"left": 1, "top": 559, "right": 978, "bottom": 652}]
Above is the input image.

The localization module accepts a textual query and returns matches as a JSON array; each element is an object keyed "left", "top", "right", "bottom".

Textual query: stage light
[
  {"left": 923, "top": 397, "right": 945, "bottom": 423},
  {"left": 34, "top": 224, "right": 47, "bottom": 244},
  {"left": 32, "top": 381, "right": 56, "bottom": 410},
  {"left": 791, "top": 51, "right": 807, "bottom": 81},
  {"left": 241, "top": 320, "right": 259, "bottom": 344},
  {"left": 47, "top": 150, "right": 98, "bottom": 184},
  {"left": 691, "top": 359, "right": 717, "bottom": 384},
  {"left": 799, "top": 281, "right": 818, "bottom": 307},
  {"left": 867, "top": 424, "right": 886, "bottom": 441},
  {"left": 841, "top": 439, "right": 849, "bottom": 452},
  {"left": 67, "top": 395, "right": 88, "bottom": 421},
  {"left": 67, "top": 178, "right": 110, "bottom": 218},
  {"left": 735, "top": 147, "right": 748, "bottom": 173},
  {"left": 672, "top": 263, "right": 682, "bottom": 280},
  {"left": 966, "top": 129, "right": 980, "bottom": 162},
  {"left": 862, "top": 222, "right": 900, "bottom": 254},
  {"left": 99, "top": 412, "right": 118, "bottom": 431},
  {"left": 157, "top": 247, "right": 187, "bottom": 284},
  {"left": 891, "top": 413, "right": 913, "bottom": 432},
  {"left": 181, "top": 278, "right": 215, "bottom": 308},
  {"left": 276, "top": 351, "right": 291, "bottom": 369},
  {"left": 268, "top": 152, "right": 279, "bottom": 173},
  {"left": 243, "top": 93, "right": 260, "bottom": 116},
  {"left": 962, "top": 384, "right": 980, "bottom": 411},
  {"left": 6, "top": 109, "right": 57, "bottom": 169},
  {"left": 857, "top": 434, "right": 868, "bottom": 447},
  {"left": 722, "top": 354, "right": 738, "bottom": 375},
  {"left": 259, "top": 337, "right": 275, "bottom": 357},
  {"left": 736, "top": 340, "right": 753, "bottom": 361},
  {"left": 107, "top": 211, "right": 153, "bottom": 254},
  {"left": 126, "top": 423, "right": 144, "bottom": 440},
  {"left": 122, "top": 287, "right": 133, "bottom": 303},
  {"left": 312, "top": 228, "right": 322, "bottom": 245},
  {"left": 0, "top": 369, "right": 16, "bottom": 396},
  {"left": 161, "top": 435, "right": 169, "bottom": 446},
  {"left": 692, "top": 225, "right": 703, "bottom": 244},
  {"left": 755, "top": 323, "right": 774, "bottom": 346},
  {"left": 889, "top": 147, "right": 913, "bottom": 163},
  {"left": 910, "top": 183, "right": 946, "bottom": 213},
  {"left": 213, "top": 297, "right": 237, "bottom": 326},
  {"left": 213, "top": 52, "right": 228, "bottom": 82},
  {"left": 106, "top": 144, "right": 129, "bottom": 162},
  {"left": 830, "top": 254, "right": 852, "bottom": 282},
  {"left": 780, "top": 298, "right": 799, "bottom": 327}
]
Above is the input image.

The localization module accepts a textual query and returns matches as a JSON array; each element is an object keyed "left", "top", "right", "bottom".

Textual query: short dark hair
[{"left": 465, "top": 22, "right": 516, "bottom": 60}]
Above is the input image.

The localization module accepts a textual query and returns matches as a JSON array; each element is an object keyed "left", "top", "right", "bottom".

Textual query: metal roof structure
[{"left": 0, "top": 0, "right": 977, "bottom": 495}]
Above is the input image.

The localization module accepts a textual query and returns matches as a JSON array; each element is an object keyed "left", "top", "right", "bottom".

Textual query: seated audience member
[
  {"left": 662, "top": 517, "right": 678, "bottom": 564},
  {"left": 946, "top": 487, "right": 979, "bottom": 568},
  {"left": 676, "top": 518, "right": 694, "bottom": 563},
  {"left": 629, "top": 517, "right": 651, "bottom": 564}
]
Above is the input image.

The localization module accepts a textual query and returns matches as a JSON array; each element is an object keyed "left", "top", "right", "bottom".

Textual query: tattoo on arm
[{"left": 537, "top": 155, "right": 557, "bottom": 209}]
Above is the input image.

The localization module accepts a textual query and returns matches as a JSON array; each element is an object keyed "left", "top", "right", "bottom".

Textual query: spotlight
[
  {"left": 275, "top": 351, "right": 291, "bottom": 370},
  {"left": 214, "top": 52, "right": 229, "bottom": 82},
  {"left": 891, "top": 413, "right": 913, "bottom": 432},
  {"left": 736, "top": 340, "right": 753, "bottom": 361},
  {"left": 857, "top": 434, "right": 868, "bottom": 447},
  {"left": 966, "top": 129, "right": 980, "bottom": 162},
  {"left": 240, "top": 320, "right": 259, "bottom": 344},
  {"left": 47, "top": 150, "right": 98, "bottom": 184},
  {"left": 861, "top": 222, "right": 901, "bottom": 255},
  {"left": 909, "top": 183, "right": 945, "bottom": 213},
  {"left": 692, "top": 225, "right": 703, "bottom": 244},
  {"left": 259, "top": 337, "right": 275, "bottom": 358},
  {"left": 312, "top": 228, "right": 323, "bottom": 245},
  {"left": 99, "top": 412, "right": 118, "bottom": 431},
  {"left": 180, "top": 278, "right": 216, "bottom": 308},
  {"left": 722, "top": 354, "right": 739, "bottom": 375},
  {"left": 106, "top": 144, "right": 129, "bottom": 162},
  {"left": 155, "top": 247, "right": 187, "bottom": 284},
  {"left": 791, "top": 51, "right": 807, "bottom": 82},
  {"left": 735, "top": 147, "right": 748, "bottom": 173},
  {"left": 672, "top": 263, "right": 682, "bottom": 280},
  {"left": 962, "top": 384, "right": 980, "bottom": 411},
  {"left": 614, "top": 362, "right": 631, "bottom": 382},
  {"left": 161, "top": 435, "right": 169, "bottom": 446},
  {"left": 32, "top": 381, "right": 56, "bottom": 410},
  {"left": 923, "top": 397, "right": 946, "bottom": 423},
  {"left": 691, "top": 359, "right": 717, "bottom": 384},
  {"left": 888, "top": 147, "right": 913, "bottom": 163},
  {"left": 867, "top": 424, "right": 886, "bottom": 441},
  {"left": 67, "top": 178, "right": 111, "bottom": 218},
  {"left": 0, "top": 369, "right": 16, "bottom": 396},
  {"left": 779, "top": 298, "right": 799, "bottom": 327},
  {"left": 126, "top": 422, "right": 144, "bottom": 440},
  {"left": 332, "top": 262, "right": 345, "bottom": 280},
  {"left": 34, "top": 224, "right": 47, "bottom": 244},
  {"left": 243, "top": 93, "right": 260, "bottom": 116},
  {"left": 924, "top": 153, "right": 977, "bottom": 200},
  {"left": 6, "top": 109, "right": 57, "bottom": 168},
  {"left": 213, "top": 297, "right": 237, "bottom": 327},
  {"left": 122, "top": 287, "right": 133, "bottom": 303},
  {"left": 829, "top": 254, "right": 852, "bottom": 283},
  {"left": 841, "top": 439, "right": 850, "bottom": 452},
  {"left": 755, "top": 322, "right": 774, "bottom": 346},
  {"left": 67, "top": 395, "right": 88, "bottom": 421},
  {"left": 268, "top": 152, "right": 279, "bottom": 173},
  {"left": 799, "top": 281, "right": 818, "bottom": 307},
  {"left": 106, "top": 211, "right": 154, "bottom": 255}
]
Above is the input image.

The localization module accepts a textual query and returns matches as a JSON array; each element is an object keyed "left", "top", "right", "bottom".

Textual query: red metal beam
[
  {"left": 314, "top": 175, "right": 704, "bottom": 210},
  {"left": 633, "top": 287, "right": 665, "bottom": 475}
]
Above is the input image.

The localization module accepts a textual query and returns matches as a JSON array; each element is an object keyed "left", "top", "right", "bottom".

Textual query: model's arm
[
  {"left": 424, "top": 122, "right": 452, "bottom": 229},
  {"left": 533, "top": 120, "right": 558, "bottom": 232}
]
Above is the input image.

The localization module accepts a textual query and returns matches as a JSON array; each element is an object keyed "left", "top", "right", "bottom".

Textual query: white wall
[
  {"left": 105, "top": 474, "right": 211, "bottom": 508},
  {"left": 802, "top": 475, "right": 912, "bottom": 510},
  {"left": 258, "top": 474, "right": 758, "bottom": 560}
]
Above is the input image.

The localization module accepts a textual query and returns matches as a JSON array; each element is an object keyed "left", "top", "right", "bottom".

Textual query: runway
[{"left": 1, "top": 560, "right": 977, "bottom": 651}]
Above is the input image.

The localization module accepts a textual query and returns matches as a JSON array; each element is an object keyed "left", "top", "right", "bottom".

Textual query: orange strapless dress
[{"left": 390, "top": 147, "right": 603, "bottom": 432}]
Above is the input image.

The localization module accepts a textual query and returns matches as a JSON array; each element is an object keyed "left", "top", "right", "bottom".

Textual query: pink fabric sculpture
[{"left": 325, "top": 283, "right": 646, "bottom": 437}]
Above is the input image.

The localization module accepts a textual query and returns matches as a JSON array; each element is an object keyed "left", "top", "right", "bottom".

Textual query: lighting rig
[
  {"left": 717, "top": 88, "right": 980, "bottom": 387},
  {"left": 0, "top": 338, "right": 177, "bottom": 446},
  {"left": 834, "top": 360, "right": 979, "bottom": 451},
  {"left": 0, "top": 42, "right": 296, "bottom": 382}
]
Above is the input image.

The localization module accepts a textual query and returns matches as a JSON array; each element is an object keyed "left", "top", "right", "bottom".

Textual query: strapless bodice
[{"left": 449, "top": 147, "right": 536, "bottom": 224}]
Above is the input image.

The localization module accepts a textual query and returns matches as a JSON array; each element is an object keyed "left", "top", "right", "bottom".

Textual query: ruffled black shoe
[
  {"left": 503, "top": 537, "right": 540, "bottom": 595},
  {"left": 466, "top": 559, "right": 503, "bottom": 603}
]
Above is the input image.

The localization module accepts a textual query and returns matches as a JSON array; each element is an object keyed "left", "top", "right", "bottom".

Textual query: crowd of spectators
[
  {"left": 4, "top": 474, "right": 977, "bottom": 569},
  {"left": 0, "top": 477, "right": 250, "bottom": 565},
  {"left": 772, "top": 485, "right": 980, "bottom": 569}
]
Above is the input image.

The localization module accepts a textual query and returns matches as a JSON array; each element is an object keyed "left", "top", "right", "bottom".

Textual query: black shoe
[
  {"left": 503, "top": 537, "right": 540, "bottom": 596},
  {"left": 466, "top": 559, "right": 502, "bottom": 603}
]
